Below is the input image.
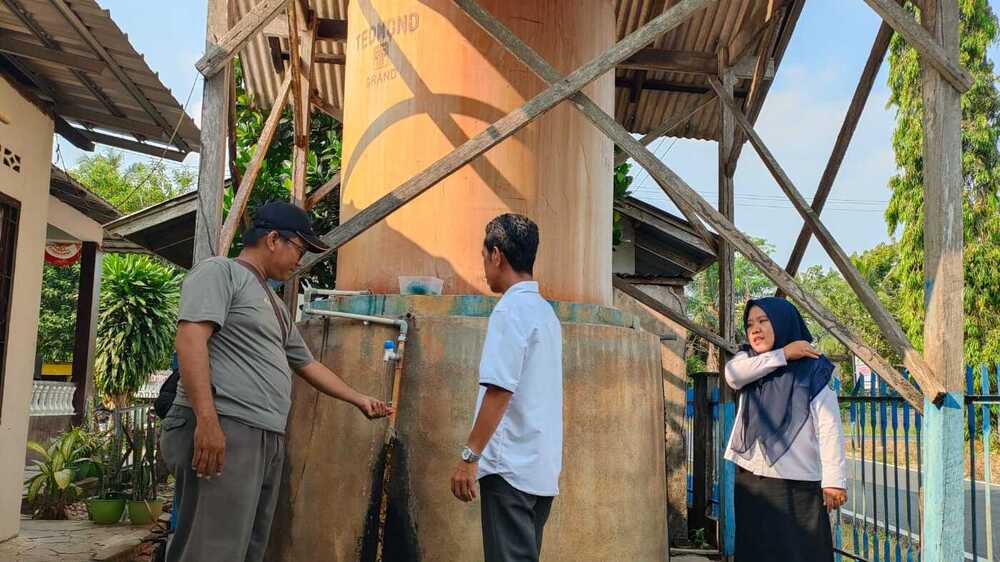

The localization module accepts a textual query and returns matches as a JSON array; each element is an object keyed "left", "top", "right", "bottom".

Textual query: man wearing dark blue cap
[{"left": 162, "top": 202, "right": 393, "bottom": 562}]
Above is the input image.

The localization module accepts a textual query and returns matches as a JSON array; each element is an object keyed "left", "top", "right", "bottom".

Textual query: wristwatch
[{"left": 461, "top": 446, "right": 481, "bottom": 464}]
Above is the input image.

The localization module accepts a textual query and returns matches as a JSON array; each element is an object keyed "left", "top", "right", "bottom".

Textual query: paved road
[{"left": 841, "top": 458, "right": 1000, "bottom": 561}]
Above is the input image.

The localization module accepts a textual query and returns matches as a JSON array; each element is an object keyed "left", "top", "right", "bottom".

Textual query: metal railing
[
  {"left": 965, "top": 363, "right": 1000, "bottom": 562},
  {"left": 836, "top": 376, "right": 922, "bottom": 562}
]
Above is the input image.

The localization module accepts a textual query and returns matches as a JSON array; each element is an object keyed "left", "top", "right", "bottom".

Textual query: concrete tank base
[{"left": 266, "top": 295, "right": 667, "bottom": 561}]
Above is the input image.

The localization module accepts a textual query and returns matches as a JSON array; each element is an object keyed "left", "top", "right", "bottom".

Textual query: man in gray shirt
[{"left": 162, "top": 202, "right": 391, "bottom": 562}]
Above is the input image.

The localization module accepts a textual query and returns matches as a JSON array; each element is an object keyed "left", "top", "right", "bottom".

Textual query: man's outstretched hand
[{"left": 355, "top": 395, "right": 394, "bottom": 419}]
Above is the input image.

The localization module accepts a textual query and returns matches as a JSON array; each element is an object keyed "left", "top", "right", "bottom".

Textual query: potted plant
[
  {"left": 85, "top": 428, "right": 127, "bottom": 524},
  {"left": 127, "top": 410, "right": 163, "bottom": 525},
  {"left": 24, "top": 430, "right": 90, "bottom": 519}
]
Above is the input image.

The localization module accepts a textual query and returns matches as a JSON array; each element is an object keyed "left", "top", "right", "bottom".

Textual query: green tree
[
  {"left": 70, "top": 150, "right": 194, "bottom": 214},
  {"left": 612, "top": 158, "right": 635, "bottom": 246},
  {"left": 685, "top": 238, "right": 775, "bottom": 373},
  {"left": 885, "top": 0, "right": 1000, "bottom": 365},
  {"left": 795, "top": 243, "right": 905, "bottom": 382},
  {"left": 94, "top": 255, "right": 180, "bottom": 408},
  {"left": 36, "top": 263, "right": 80, "bottom": 364},
  {"left": 229, "top": 60, "right": 342, "bottom": 288}
]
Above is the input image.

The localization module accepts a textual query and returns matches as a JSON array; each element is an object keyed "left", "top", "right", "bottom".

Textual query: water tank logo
[{"left": 356, "top": 13, "right": 421, "bottom": 88}]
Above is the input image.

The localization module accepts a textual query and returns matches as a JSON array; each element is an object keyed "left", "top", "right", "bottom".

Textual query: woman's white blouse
[{"left": 722, "top": 349, "right": 848, "bottom": 489}]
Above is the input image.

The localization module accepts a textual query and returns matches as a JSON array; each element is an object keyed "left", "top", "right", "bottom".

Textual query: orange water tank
[{"left": 336, "top": 0, "right": 615, "bottom": 305}]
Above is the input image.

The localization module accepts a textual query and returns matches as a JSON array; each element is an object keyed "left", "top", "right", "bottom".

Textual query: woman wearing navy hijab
[{"left": 724, "top": 297, "right": 848, "bottom": 561}]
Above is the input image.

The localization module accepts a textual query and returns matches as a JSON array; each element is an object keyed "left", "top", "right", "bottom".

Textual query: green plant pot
[
  {"left": 86, "top": 498, "right": 126, "bottom": 525},
  {"left": 127, "top": 499, "right": 163, "bottom": 526}
]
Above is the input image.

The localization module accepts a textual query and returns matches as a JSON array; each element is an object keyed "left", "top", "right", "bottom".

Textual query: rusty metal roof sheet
[
  {"left": 0, "top": 0, "right": 200, "bottom": 157},
  {"left": 236, "top": 0, "right": 802, "bottom": 142}
]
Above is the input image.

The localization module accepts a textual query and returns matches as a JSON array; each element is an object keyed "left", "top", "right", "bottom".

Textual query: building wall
[
  {"left": 613, "top": 283, "right": 689, "bottom": 543},
  {"left": 611, "top": 219, "right": 636, "bottom": 275},
  {"left": 0, "top": 76, "right": 55, "bottom": 541},
  {"left": 47, "top": 196, "right": 104, "bottom": 243}
]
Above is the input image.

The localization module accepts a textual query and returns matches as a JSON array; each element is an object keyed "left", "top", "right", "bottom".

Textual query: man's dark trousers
[
  {"left": 480, "top": 474, "right": 554, "bottom": 562},
  {"left": 160, "top": 405, "right": 284, "bottom": 562}
]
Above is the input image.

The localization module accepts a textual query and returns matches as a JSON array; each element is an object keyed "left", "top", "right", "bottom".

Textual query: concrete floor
[{"left": 0, "top": 518, "right": 149, "bottom": 562}]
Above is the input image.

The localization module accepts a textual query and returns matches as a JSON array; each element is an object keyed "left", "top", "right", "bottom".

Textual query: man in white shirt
[{"left": 450, "top": 214, "right": 563, "bottom": 562}]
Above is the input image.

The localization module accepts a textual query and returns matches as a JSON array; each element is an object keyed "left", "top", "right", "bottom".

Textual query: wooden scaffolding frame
[{"left": 192, "top": 0, "right": 969, "bottom": 558}]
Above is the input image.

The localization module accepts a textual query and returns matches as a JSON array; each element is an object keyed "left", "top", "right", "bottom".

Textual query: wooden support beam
[
  {"left": 284, "top": 3, "right": 316, "bottom": 314},
  {"left": 267, "top": 36, "right": 285, "bottom": 73},
  {"left": 614, "top": 276, "right": 738, "bottom": 355},
  {"left": 860, "top": 0, "right": 973, "bottom": 92},
  {"left": 305, "top": 172, "right": 341, "bottom": 210},
  {"left": 708, "top": 76, "right": 945, "bottom": 405},
  {"left": 614, "top": 95, "right": 715, "bottom": 166},
  {"left": 48, "top": 0, "right": 193, "bottom": 152},
  {"left": 52, "top": 117, "right": 94, "bottom": 151},
  {"left": 282, "top": 51, "right": 345, "bottom": 65},
  {"left": 743, "top": 7, "right": 783, "bottom": 116},
  {"left": 288, "top": 10, "right": 316, "bottom": 208},
  {"left": 620, "top": 49, "right": 715, "bottom": 74},
  {"left": 780, "top": 22, "right": 893, "bottom": 283},
  {"left": 919, "top": 0, "right": 965, "bottom": 559},
  {"left": 715, "top": 63, "right": 737, "bottom": 559},
  {"left": 726, "top": 2, "right": 772, "bottom": 66},
  {"left": 70, "top": 242, "right": 101, "bottom": 425},
  {"left": 0, "top": 36, "right": 105, "bottom": 73},
  {"left": 310, "top": 94, "right": 342, "bottom": 122},
  {"left": 615, "top": 77, "right": 748, "bottom": 97},
  {"left": 618, "top": 48, "right": 774, "bottom": 79},
  {"left": 294, "top": 0, "right": 717, "bottom": 275},
  {"left": 452, "top": 0, "right": 921, "bottom": 411},
  {"left": 452, "top": 0, "right": 716, "bottom": 251},
  {"left": 195, "top": 0, "right": 287, "bottom": 78},
  {"left": 263, "top": 17, "right": 348, "bottom": 41},
  {"left": 193, "top": 0, "right": 231, "bottom": 263},
  {"left": 217, "top": 73, "right": 293, "bottom": 255},
  {"left": 79, "top": 129, "right": 188, "bottom": 162}
]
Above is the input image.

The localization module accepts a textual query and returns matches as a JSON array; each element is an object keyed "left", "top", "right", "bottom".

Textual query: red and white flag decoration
[{"left": 44, "top": 242, "right": 82, "bottom": 266}]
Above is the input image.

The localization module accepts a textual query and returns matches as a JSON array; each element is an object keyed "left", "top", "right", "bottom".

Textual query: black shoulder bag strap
[{"left": 234, "top": 258, "right": 290, "bottom": 343}]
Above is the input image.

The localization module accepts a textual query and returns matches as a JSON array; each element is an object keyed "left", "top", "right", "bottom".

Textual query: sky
[{"left": 53, "top": 0, "right": 1000, "bottom": 271}]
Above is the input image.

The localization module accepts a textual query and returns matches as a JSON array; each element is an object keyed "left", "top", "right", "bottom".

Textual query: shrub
[{"left": 94, "top": 255, "right": 180, "bottom": 408}]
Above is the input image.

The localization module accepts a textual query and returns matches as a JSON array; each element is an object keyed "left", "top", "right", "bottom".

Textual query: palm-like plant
[
  {"left": 24, "top": 430, "right": 91, "bottom": 519},
  {"left": 95, "top": 254, "right": 180, "bottom": 408}
]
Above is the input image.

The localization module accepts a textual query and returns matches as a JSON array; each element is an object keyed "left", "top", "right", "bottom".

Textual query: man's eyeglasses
[{"left": 280, "top": 235, "right": 307, "bottom": 258}]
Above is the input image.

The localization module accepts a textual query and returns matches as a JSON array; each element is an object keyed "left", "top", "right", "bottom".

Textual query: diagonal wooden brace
[
  {"left": 459, "top": 0, "right": 926, "bottom": 411},
  {"left": 780, "top": 22, "right": 894, "bottom": 283},
  {"left": 196, "top": 0, "right": 288, "bottom": 78},
  {"left": 217, "top": 73, "right": 293, "bottom": 255},
  {"left": 860, "top": 0, "right": 973, "bottom": 92},
  {"left": 293, "top": 0, "right": 717, "bottom": 275},
  {"left": 708, "top": 75, "right": 945, "bottom": 405},
  {"left": 613, "top": 276, "right": 739, "bottom": 356}
]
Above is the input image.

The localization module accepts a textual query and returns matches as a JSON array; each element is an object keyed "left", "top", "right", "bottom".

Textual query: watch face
[{"left": 462, "top": 448, "right": 472, "bottom": 461}]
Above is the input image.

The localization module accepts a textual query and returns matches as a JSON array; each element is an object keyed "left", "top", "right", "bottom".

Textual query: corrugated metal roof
[
  {"left": 236, "top": 0, "right": 802, "bottom": 141},
  {"left": 613, "top": 0, "right": 803, "bottom": 140},
  {"left": 0, "top": 0, "right": 200, "bottom": 155},
  {"left": 234, "top": 0, "right": 348, "bottom": 112}
]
